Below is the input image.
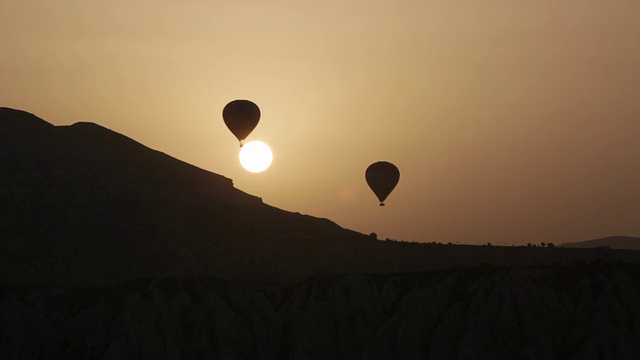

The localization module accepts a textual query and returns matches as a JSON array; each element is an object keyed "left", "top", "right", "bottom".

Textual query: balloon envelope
[
  {"left": 223, "top": 100, "right": 260, "bottom": 144},
  {"left": 365, "top": 161, "right": 400, "bottom": 206}
]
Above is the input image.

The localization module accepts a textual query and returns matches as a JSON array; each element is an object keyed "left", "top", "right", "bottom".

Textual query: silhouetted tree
[
  {"left": 541, "top": 242, "right": 546, "bottom": 247},
  {"left": 527, "top": 243, "right": 532, "bottom": 247},
  {"left": 369, "top": 232, "right": 378, "bottom": 240},
  {"left": 547, "top": 242, "right": 555, "bottom": 248}
]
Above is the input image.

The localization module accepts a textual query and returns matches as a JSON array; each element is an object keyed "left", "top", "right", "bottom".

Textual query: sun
[{"left": 239, "top": 141, "right": 273, "bottom": 173}]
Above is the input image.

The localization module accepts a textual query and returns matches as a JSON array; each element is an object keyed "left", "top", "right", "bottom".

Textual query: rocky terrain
[
  {"left": 2, "top": 107, "right": 640, "bottom": 358},
  {"left": 2, "top": 263, "right": 640, "bottom": 359}
]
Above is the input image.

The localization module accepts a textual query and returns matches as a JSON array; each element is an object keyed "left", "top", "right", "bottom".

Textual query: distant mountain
[
  {"left": 2, "top": 107, "right": 640, "bottom": 288},
  {"left": 559, "top": 236, "right": 640, "bottom": 250}
]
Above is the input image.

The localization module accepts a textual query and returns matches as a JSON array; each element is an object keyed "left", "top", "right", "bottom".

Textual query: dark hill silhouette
[
  {"left": 560, "top": 236, "right": 640, "bottom": 250},
  {"left": 2, "top": 107, "right": 640, "bottom": 287},
  {"left": 0, "top": 108, "right": 371, "bottom": 286}
]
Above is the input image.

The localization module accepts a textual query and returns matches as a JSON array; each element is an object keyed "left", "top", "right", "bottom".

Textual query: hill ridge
[
  {"left": 1, "top": 107, "right": 639, "bottom": 288},
  {"left": 0, "top": 107, "right": 367, "bottom": 286}
]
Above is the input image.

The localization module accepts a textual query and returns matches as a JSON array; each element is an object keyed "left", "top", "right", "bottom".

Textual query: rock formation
[{"left": 2, "top": 264, "right": 639, "bottom": 359}]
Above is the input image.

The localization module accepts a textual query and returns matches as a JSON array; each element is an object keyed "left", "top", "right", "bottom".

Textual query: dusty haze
[{"left": 1, "top": 0, "right": 639, "bottom": 245}]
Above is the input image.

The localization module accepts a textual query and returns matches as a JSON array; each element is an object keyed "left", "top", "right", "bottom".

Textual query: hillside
[
  {"left": 560, "top": 236, "right": 640, "bottom": 251},
  {"left": 0, "top": 107, "right": 372, "bottom": 286},
  {"left": 1, "top": 107, "right": 640, "bottom": 288}
]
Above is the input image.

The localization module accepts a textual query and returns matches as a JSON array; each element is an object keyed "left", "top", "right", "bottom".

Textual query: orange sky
[{"left": 2, "top": 0, "right": 639, "bottom": 245}]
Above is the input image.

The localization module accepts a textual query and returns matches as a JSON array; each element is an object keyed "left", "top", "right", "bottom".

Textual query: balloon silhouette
[
  {"left": 223, "top": 100, "right": 260, "bottom": 146},
  {"left": 365, "top": 161, "right": 400, "bottom": 206}
]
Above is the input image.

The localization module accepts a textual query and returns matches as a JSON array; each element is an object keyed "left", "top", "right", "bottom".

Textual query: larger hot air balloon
[
  {"left": 365, "top": 161, "right": 400, "bottom": 206},
  {"left": 223, "top": 100, "right": 260, "bottom": 146}
]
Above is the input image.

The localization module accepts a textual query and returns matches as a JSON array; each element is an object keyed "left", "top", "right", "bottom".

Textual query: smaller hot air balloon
[
  {"left": 223, "top": 100, "right": 260, "bottom": 146},
  {"left": 365, "top": 161, "right": 400, "bottom": 206}
]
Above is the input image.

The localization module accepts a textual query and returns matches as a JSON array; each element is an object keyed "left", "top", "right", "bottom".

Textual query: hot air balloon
[
  {"left": 365, "top": 161, "right": 400, "bottom": 206},
  {"left": 223, "top": 100, "right": 260, "bottom": 146}
]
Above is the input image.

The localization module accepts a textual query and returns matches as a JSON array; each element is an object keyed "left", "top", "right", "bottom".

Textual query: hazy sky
[{"left": 2, "top": 0, "right": 639, "bottom": 245}]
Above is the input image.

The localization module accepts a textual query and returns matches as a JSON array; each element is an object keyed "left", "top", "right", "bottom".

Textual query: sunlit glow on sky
[{"left": 1, "top": 0, "right": 639, "bottom": 245}]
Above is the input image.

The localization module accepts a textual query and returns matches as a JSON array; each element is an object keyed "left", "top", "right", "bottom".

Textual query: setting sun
[{"left": 239, "top": 141, "right": 273, "bottom": 173}]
